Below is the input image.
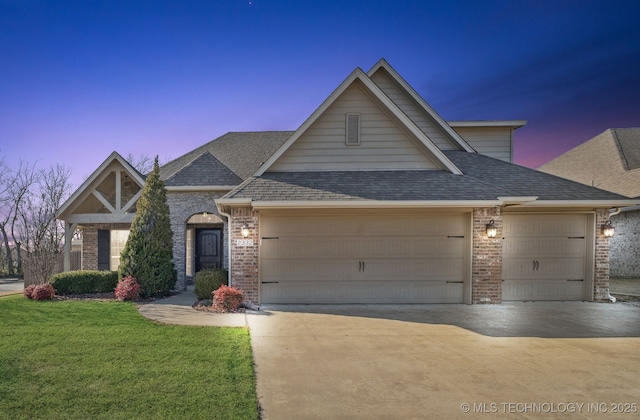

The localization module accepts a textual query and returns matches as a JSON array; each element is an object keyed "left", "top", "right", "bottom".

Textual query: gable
[
  {"left": 268, "top": 81, "right": 443, "bottom": 172},
  {"left": 57, "top": 152, "right": 144, "bottom": 223},
  {"left": 368, "top": 68, "right": 457, "bottom": 151},
  {"left": 164, "top": 152, "right": 242, "bottom": 187}
]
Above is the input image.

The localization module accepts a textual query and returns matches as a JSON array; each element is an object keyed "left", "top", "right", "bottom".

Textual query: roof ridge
[{"left": 611, "top": 128, "right": 631, "bottom": 171}]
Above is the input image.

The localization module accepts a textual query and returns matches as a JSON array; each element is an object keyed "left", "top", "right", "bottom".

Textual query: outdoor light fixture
[
  {"left": 241, "top": 224, "right": 250, "bottom": 238},
  {"left": 601, "top": 220, "right": 615, "bottom": 237},
  {"left": 486, "top": 220, "right": 498, "bottom": 238}
]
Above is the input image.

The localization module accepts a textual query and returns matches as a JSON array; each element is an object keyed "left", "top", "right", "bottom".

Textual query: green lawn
[{"left": 0, "top": 296, "right": 258, "bottom": 420}]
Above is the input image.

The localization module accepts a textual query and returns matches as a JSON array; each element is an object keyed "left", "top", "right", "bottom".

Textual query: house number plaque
[{"left": 236, "top": 239, "right": 254, "bottom": 247}]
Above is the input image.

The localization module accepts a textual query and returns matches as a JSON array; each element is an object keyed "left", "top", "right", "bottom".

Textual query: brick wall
[
  {"left": 81, "top": 223, "right": 131, "bottom": 270},
  {"left": 167, "top": 191, "right": 226, "bottom": 291},
  {"left": 609, "top": 210, "right": 640, "bottom": 278},
  {"left": 229, "top": 207, "right": 259, "bottom": 303},
  {"left": 594, "top": 208, "right": 611, "bottom": 301},
  {"left": 472, "top": 207, "right": 502, "bottom": 304}
]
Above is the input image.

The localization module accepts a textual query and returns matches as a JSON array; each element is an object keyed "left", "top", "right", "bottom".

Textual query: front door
[{"left": 195, "top": 229, "right": 222, "bottom": 272}]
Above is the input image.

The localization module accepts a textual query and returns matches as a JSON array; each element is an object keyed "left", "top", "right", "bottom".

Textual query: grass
[{"left": 0, "top": 296, "right": 258, "bottom": 420}]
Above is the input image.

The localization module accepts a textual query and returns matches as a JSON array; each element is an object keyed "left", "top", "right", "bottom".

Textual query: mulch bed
[{"left": 53, "top": 291, "right": 181, "bottom": 303}]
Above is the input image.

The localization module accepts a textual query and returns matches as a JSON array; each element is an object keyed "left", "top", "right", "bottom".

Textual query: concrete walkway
[{"left": 137, "top": 286, "right": 248, "bottom": 327}]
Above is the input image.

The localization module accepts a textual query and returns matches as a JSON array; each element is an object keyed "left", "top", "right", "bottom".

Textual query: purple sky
[{"left": 1, "top": 0, "right": 639, "bottom": 188}]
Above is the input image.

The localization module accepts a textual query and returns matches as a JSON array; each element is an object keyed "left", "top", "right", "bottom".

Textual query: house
[
  {"left": 57, "top": 59, "right": 637, "bottom": 304},
  {"left": 539, "top": 128, "right": 640, "bottom": 278}
]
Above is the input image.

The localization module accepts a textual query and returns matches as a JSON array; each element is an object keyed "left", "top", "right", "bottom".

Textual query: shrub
[
  {"left": 114, "top": 276, "right": 141, "bottom": 301},
  {"left": 212, "top": 285, "right": 244, "bottom": 313},
  {"left": 194, "top": 269, "right": 228, "bottom": 300},
  {"left": 24, "top": 283, "right": 55, "bottom": 300},
  {"left": 119, "top": 157, "right": 176, "bottom": 297},
  {"left": 50, "top": 270, "right": 118, "bottom": 294},
  {"left": 23, "top": 285, "right": 36, "bottom": 299}
]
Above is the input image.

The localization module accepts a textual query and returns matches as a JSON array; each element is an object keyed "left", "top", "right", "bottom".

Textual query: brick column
[
  {"left": 594, "top": 208, "right": 611, "bottom": 301},
  {"left": 230, "top": 207, "right": 259, "bottom": 303},
  {"left": 472, "top": 207, "right": 503, "bottom": 304}
]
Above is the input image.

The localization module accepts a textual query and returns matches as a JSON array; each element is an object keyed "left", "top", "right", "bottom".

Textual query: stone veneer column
[
  {"left": 594, "top": 208, "right": 611, "bottom": 301},
  {"left": 230, "top": 207, "right": 259, "bottom": 303},
  {"left": 472, "top": 207, "right": 503, "bottom": 304}
]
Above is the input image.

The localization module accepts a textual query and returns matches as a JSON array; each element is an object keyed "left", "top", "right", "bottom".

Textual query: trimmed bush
[
  {"left": 114, "top": 276, "right": 141, "bottom": 301},
  {"left": 50, "top": 270, "right": 118, "bottom": 294},
  {"left": 213, "top": 285, "right": 244, "bottom": 313},
  {"left": 194, "top": 269, "right": 228, "bottom": 300},
  {"left": 24, "top": 283, "right": 55, "bottom": 300}
]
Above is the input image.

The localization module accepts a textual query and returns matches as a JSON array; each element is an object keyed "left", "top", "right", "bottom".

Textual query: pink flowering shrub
[
  {"left": 212, "top": 285, "right": 244, "bottom": 312},
  {"left": 114, "top": 276, "right": 141, "bottom": 301},
  {"left": 24, "top": 283, "right": 55, "bottom": 300}
]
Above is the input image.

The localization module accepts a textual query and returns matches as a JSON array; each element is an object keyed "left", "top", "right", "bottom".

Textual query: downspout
[
  {"left": 608, "top": 207, "right": 621, "bottom": 303},
  {"left": 217, "top": 208, "right": 233, "bottom": 287}
]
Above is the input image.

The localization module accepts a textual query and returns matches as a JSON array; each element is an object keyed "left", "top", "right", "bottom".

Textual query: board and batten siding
[
  {"left": 452, "top": 126, "right": 513, "bottom": 162},
  {"left": 369, "top": 69, "right": 457, "bottom": 151},
  {"left": 268, "top": 82, "right": 439, "bottom": 172}
]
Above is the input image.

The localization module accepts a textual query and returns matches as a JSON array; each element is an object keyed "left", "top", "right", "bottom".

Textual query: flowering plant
[{"left": 114, "top": 276, "right": 141, "bottom": 301}]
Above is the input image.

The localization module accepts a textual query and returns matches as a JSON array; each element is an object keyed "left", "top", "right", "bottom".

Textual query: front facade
[
  {"left": 58, "top": 60, "right": 637, "bottom": 304},
  {"left": 539, "top": 128, "right": 640, "bottom": 277}
]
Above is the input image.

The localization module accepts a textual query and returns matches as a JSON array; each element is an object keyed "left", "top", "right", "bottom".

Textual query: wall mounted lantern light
[
  {"left": 241, "top": 223, "right": 250, "bottom": 238},
  {"left": 601, "top": 220, "right": 615, "bottom": 237},
  {"left": 486, "top": 220, "right": 498, "bottom": 238}
]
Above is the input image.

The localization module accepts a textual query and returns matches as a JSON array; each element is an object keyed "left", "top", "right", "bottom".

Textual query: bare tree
[{"left": 19, "top": 164, "right": 73, "bottom": 284}]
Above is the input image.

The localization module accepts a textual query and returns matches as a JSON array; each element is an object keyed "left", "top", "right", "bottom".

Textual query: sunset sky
[{"left": 1, "top": 0, "right": 639, "bottom": 188}]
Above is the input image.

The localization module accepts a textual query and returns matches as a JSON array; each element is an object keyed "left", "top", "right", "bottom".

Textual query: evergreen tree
[{"left": 119, "top": 156, "right": 175, "bottom": 297}]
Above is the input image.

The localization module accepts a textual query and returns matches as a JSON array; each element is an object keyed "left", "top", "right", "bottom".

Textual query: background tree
[{"left": 118, "top": 156, "right": 175, "bottom": 297}]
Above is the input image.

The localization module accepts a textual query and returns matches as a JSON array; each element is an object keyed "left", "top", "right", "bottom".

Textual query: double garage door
[{"left": 260, "top": 212, "right": 468, "bottom": 304}]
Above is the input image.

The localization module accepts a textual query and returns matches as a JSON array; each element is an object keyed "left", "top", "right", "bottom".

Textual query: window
[
  {"left": 346, "top": 113, "right": 360, "bottom": 145},
  {"left": 110, "top": 230, "right": 130, "bottom": 271}
]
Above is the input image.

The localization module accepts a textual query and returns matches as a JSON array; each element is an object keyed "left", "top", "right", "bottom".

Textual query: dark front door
[
  {"left": 97, "top": 230, "right": 110, "bottom": 271},
  {"left": 195, "top": 229, "right": 222, "bottom": 272}
]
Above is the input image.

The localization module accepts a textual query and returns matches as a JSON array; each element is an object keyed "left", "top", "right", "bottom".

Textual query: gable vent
[{"left": 346, "top": 113, "right": 360, "bottom": 145}]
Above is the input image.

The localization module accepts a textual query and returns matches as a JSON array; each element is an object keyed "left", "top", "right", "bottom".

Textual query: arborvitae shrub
[
  {"left": 194, "top": 269, "right": 228, "bottom": 300},
  {"left": 119, "top": 157, "right": 176, "bottom": 297}
]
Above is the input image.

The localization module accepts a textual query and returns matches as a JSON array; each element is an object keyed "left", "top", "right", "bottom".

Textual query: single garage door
[
  {"left": 502, "top": 214, "right": 587, "bottom": 301},
  {"left": 259, "top": 211, "right": 468, "bottom": 304}
]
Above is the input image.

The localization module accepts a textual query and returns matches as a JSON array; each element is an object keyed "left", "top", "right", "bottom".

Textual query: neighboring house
[
  {"left": 57, "top": 59, "right": 637, "bottom": 304},
  {"left": 539, "top": 128, "right": 640, "bottom": 278}
]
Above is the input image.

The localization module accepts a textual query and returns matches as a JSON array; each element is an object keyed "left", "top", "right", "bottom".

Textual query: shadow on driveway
[{"left": 255, "top": 301, "right": 640, "bottom": 338}]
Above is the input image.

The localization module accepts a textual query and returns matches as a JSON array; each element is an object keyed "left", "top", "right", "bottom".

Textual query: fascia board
[
  {"left": 166, "top": 185, "right": 236, "bottom": 192},
  {"left": 367, "top": 59, "right": 475, "bottom": 153},
  {"left": 66, "top": 213, "right": 136, "bottom": 224},
  {"left": 250, "top": 200, "right": 501, "bottom": 210},
  {"left": 515, "top": 200, "right": 640, "bottom": 208},
  {"left": 448, "top": 120, "right": 528, "bottom": 129},
  {"left": 254, "top": 70, "right": 362, "bottom": 176}
]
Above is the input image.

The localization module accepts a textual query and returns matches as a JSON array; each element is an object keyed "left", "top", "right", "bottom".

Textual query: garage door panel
[
  {"left": 262, "top": 237, "right": 464, "bottom": 259},
  {"left": 261, "top": 280, "right": 464, "bottom": 304},
  {"left": 503, "top": 238, "right": 585, "bottom": 258},
  {"left": 503, "top": 214, "right": 586, "bottom": 237},
  {"left": 503, "top": 258, "right": 585, "bottom": 280},
  {"left": 502, "top": 279, "right": 584, "bottom": 301}
]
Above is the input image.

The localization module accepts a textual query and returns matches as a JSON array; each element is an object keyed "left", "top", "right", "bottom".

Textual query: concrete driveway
[{"left": 247, "top": 302, "right": 640, "bottom": 419}]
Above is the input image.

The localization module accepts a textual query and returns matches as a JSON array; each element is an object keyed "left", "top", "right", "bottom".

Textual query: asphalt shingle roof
[
  {"left": 224, "top": 151, "right": 628, "bottom": 202},
  {"left": 164, "top": 152, "right": 242, "bottom": 187},
  {"left": 158, "top": 131, "right": 293, "bottom": 183}
]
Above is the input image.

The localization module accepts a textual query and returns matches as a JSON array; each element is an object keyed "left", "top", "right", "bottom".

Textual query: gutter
[{"left": 216, "top": 207, "right": 234, "bottom": 287}]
